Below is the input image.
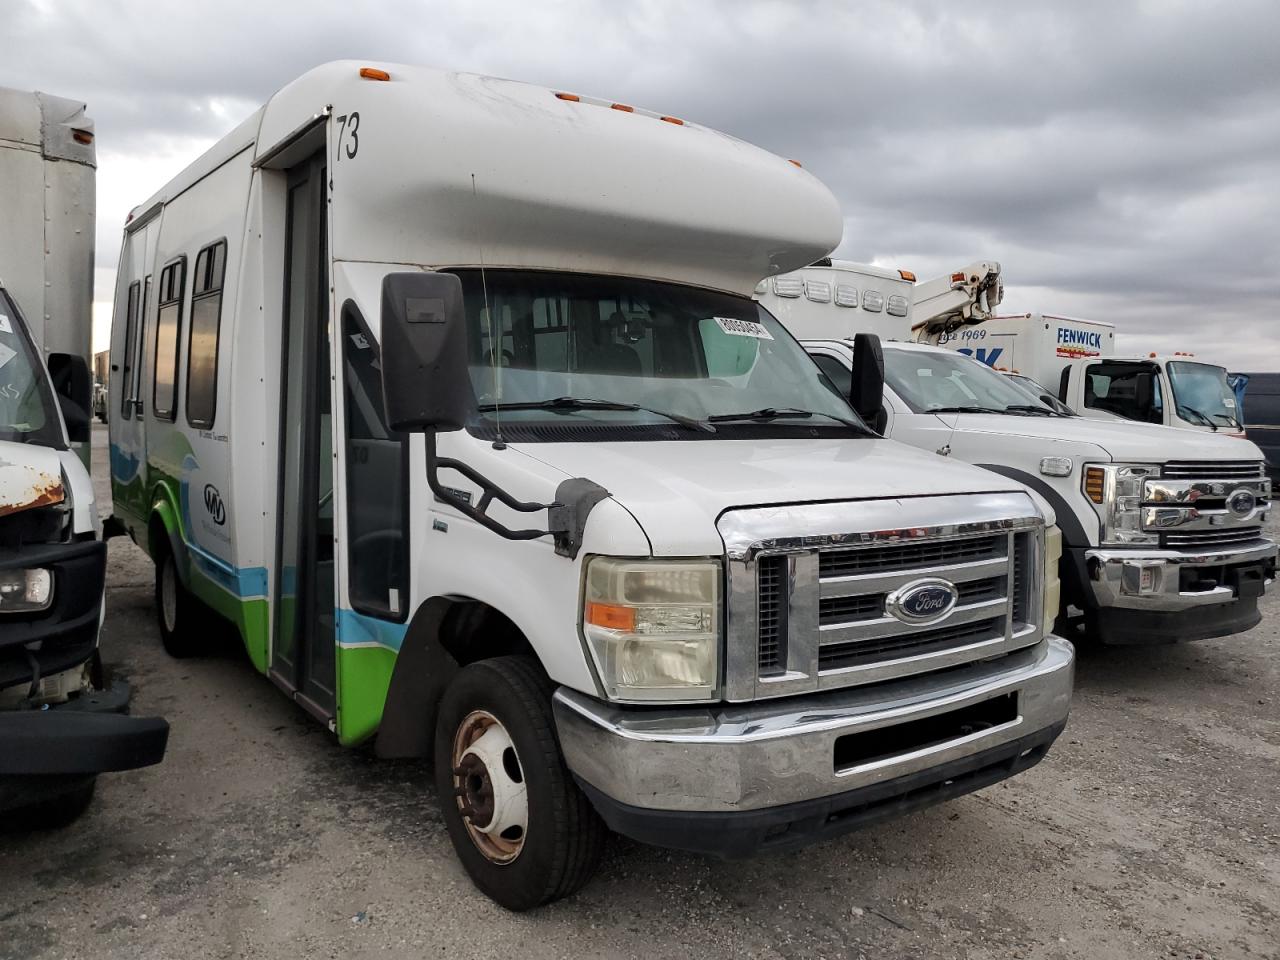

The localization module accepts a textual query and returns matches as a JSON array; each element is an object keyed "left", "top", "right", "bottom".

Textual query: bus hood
[
  {"left": 0, "top": 440, "right": 66, "bottom": 518},
  {"left": 513, "top": 437, "right": 1034, "bottom": 556},
  {"left": 937, "top": 413, "right": 1264, "bottom": 463}
]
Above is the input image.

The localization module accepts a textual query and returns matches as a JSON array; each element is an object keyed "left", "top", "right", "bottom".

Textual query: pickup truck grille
[
  {"left": 1142, "top": 463, "right": 1270, "bottom": 549},
  {"left": 722, "top": 492, "right": 1044, "bottom": 702},
  {"left": 1161, "top": 460, "right": 1266, "bottom": 481}
]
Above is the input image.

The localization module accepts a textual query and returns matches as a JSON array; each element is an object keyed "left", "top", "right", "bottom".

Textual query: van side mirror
[
  {"left": 379, "top": 272, "right": 474, "bottom": 433},
  {"left": 47, "top": 351, "right": 92, "bottom": 443},
  {"left": 850, "top": 333, "right": 885, "bottom": 428}
]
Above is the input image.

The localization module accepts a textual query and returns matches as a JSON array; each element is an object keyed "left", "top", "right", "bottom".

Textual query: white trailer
[
  {"left": 927, "top": 312, "right": 1241, "bottom": 436},
  {"left": 0, "top": 87, "right": 96, "bottom": 465},
  {"left": 108, "top": 62, "right": 1073, "bottom": 909}
]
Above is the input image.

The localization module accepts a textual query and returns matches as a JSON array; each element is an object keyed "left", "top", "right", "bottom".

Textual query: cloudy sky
[{"left": 7, "top": 0, "right": 1279, "bottom": 369}]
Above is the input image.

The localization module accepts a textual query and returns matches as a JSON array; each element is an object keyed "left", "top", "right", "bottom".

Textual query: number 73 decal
[{"left": 335, "top": 112, "right": 360, "bottom": 160}]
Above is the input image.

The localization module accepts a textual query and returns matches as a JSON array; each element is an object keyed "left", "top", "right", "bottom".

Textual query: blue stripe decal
[
  {"left": 337, "top": 608, "right": 408, "bottom": 652},
  {"left": 186, "top": 541, "right": 268, "bottom": 600}
]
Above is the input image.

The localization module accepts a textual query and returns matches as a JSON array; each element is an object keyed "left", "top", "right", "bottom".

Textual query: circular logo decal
[
  {"left": 886, "top": 578, "right": 959, "bottom": 625},
  {"left": 1226, "top": 488, "right": 1257, "bottom": 518}
]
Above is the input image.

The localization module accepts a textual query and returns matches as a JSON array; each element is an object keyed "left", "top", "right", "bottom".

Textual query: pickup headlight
[
  {"left": 582, "top": 557, "right": 720, "bottom": 702},
  {"left": 1083, "top": 463, "right": 1159, "bottom": 546},
  {"left": 0, "top": 568, "right": 54, "bottom": 613},
  {"left": 1043, "top": 525, "right": 1062, "bottom": 634}
]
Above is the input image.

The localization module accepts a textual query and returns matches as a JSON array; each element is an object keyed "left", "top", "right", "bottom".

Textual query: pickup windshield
[
  {"left": 0, "top": 290, "right": 62, "bottom": 447},
  {"left": 883, "top": 348, "right": 1058, "bottom": 415},
  {"left": 1167, "top": 361, "right": 1240, "bottom": 429},
  {"left": 453, "top": 270, "right": 868, "bottom": 439}
]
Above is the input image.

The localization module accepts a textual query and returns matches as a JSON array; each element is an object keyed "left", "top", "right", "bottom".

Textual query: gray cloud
[{"left": 4, "top": 0, "right": 1277, "bottom": 368}]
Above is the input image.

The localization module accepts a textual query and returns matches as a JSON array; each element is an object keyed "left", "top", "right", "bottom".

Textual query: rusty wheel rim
[{"left": 451, "top": 710, "right": 528, "bottom": 864}]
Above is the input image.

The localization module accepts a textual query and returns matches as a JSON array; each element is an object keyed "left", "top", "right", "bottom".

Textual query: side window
[
  {"left": 341, "top": 304, "right": 409, "bottom": 620},
  {"left": 120, "top": 281, "right": 140, "bottom": 418},
  {"left": 153, "top": 257, "right": 186, "bottom": 421},
  {"left": 136, "top": 276, "right": 151, "bottom": 413},
  {"left": 812, "top": 353, "right": 853, "bottom": 398},
  {"left": 186, "top": 240, "right": 226, "bottom": 428}
]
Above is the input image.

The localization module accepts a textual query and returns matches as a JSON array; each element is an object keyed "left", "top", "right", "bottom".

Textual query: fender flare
[
  {"left": 148, "top": 485, "right": 188, "bottom": 584},
  {"left": 373, "top": 597, "right": 462, "bottom": 759}
]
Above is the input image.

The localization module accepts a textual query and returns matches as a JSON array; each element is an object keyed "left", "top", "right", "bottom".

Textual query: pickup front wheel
[{"left": 434, "top": 656, "right": 605, "bottom": 911}]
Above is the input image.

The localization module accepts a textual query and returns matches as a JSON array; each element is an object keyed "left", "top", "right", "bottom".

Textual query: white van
[
  {"left": 108, "top": 62, "right": 1073, "bottom": 909},
  {"left": 757, "top": 263, "right": 1276, "bottom": 648},
  {"left": 930, "top": 312, "right": 1243, "bottom": 436},
  {"left": 1, "top": 89, "right": 168, "bottom": 825}
]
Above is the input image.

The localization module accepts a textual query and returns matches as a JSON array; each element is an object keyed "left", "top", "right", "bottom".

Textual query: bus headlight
[{"left": 582, "top": 557, "right": 720, "bottom": 702}]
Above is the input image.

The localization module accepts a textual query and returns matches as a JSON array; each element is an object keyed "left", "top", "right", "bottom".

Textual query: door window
[
  {"left": 341, "top": 304, "right": 409, "bottom": 620},
  {"left": 120, "top": 281, "right": 140, "bottom": 418}
]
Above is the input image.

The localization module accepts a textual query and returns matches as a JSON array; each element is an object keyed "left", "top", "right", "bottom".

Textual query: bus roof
[{"left": 127, "top": 61, "right": 842, "bottom": 296}]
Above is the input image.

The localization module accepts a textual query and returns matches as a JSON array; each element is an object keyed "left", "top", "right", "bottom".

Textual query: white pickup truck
[{"left": 759, "top": 262, "right": 1277, "bottom": 646}]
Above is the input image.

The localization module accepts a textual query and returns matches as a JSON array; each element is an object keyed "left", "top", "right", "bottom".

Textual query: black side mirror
[
  {"left": 379, "top": 272, "right": 474, "bottom": 433},
  {"left": 47, "top": 352, "right": 92, "bottom": 443},
  {"left": 850, "top": 333, "right": 885, "bottom": 428}
]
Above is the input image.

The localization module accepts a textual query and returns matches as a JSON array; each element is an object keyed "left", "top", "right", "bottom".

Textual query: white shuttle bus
[{"left": 108, "top": 63, "right": 1073, "bottom": 909}]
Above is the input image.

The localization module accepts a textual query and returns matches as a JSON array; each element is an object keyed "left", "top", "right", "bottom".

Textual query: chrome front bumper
[
  {"left": 1085, "top": 540, "right": 1276, "bottom": 611},
  {"left": 554, "top": 636, "right": 1074, "bottom": 815}
]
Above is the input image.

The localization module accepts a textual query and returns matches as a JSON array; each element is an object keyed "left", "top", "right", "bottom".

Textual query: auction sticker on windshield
[
  {"left": 714, "top": 316, "right": 774, "bottom": 339},
  {"left": 0, "top": 315, "right": 11, "bottom": 334}
]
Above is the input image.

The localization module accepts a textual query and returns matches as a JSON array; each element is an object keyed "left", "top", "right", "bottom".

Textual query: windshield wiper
[
  {"left": 707, "top": 407, "right": 866, "bottom": 430},
  {"left": 1210, "top": 412, "right": 1241, "bottom": 429},
  {"left": 1177, "top": 404, "right": 1216, "bottom": 430},
  {"left": 481, "top": 396, "right": 716, "bottom": 433},
  {"left": 926, "top": 405, "right": 1005, "bottom": 415},
  {"left": 1002, "top": 404, "right": 1063, "bottom": 417}
]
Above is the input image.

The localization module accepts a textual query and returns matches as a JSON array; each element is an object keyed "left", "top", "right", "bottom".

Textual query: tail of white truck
[{"left": 0, "top": 86, "right": 97, "bottom": 466}]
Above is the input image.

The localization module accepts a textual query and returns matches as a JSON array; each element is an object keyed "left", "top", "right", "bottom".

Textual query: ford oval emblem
[
  {"left": 886, "top": 578, "right": 959, "bottom": 625},
  {"left": 1227, "top": 488, "right": 1257, "bottom": 518}
]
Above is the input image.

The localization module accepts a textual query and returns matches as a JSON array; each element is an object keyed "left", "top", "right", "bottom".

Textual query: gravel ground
[{"left": 1, "top": 424, "right": 1277, "bottom": 959}]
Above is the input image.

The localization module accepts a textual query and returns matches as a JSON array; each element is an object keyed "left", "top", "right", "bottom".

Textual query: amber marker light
[
  {"left": 585, "top": 602, "right": 637, "bottom": 632},
  {"left": 1084, "top": 467, "right": 1106, "bottom": 504}
]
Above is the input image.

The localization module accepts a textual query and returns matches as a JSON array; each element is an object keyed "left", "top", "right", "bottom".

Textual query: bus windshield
[
  {"left": 1167, "top": 361, "right": 1240, "bottom": 429},
  {"left": 0, "top": 290, "right": 62, "bottom": 448},
  {"left": 451, "top": 270, "right": 869, "bottom": 438}
]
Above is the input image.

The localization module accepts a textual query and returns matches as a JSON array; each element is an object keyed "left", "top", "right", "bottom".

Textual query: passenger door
[
  {"left": 269, "top": 151, "right": 337, "bottom": 720},
  {"left": 109, "top": 221, "right": 155, "bottom": 523}
]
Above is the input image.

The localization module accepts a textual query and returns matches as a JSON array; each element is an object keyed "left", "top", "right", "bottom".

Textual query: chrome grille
[
  {"left": 819, "top": 617, "right": 1004, "bottom": 671},
  {"left": 721, "top": 492, "right": 1045, "bottom": 702},
  {"left": 1163, "top": 528, "right": 1267, "bottom": 548},
  {"left": 820, "top": 535, "right": 1004, "bottom": 578},
  {"left": 757, "top": 556, "right": 786, "bottom": 674},
  {"left": 1161, "top": 460, "right": 1266, "bottom": 480}
]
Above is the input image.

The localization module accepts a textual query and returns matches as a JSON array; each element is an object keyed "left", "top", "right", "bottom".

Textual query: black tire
[
  {"left": 434, "top": 656, "right": 605, "bottom": 911},
  {"left": 154, "top": 541, "right": 205, "bottom": 658},
  {"left": 9, "top": 778, "right": 96, "bottom": 829}
]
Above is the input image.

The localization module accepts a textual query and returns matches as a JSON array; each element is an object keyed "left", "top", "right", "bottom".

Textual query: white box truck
[
  {"left": 107, "top": 62, "right": 1073, "bottom": 909},
  {"left": 759, "top": 262, "right": 1276, "bottom": 649},
  {"left": 0, "top": 87, "right": 168, "bottom": 825},
  {"left": 928, "top": 311, "right": 1243, "bottom": 436}
]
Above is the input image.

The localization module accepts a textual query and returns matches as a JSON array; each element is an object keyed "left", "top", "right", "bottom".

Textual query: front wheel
[{"left": 434, "top": 656, "right": 605, "bottom": 911}]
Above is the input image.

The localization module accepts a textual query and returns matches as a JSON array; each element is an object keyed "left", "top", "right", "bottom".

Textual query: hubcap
[
  {"left": 161, "top": 558, "right": 178, "bottom": 633},
  {"left": 451, "top": 710, "right": 528, "bottom": 864}
]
